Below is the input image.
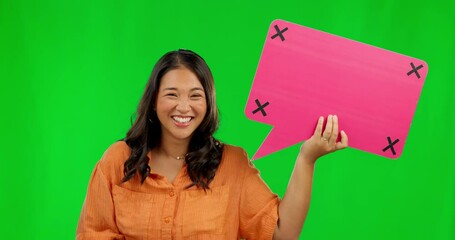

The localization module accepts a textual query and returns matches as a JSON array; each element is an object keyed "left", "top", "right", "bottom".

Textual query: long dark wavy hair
[{"left": 121, "top": 49, "right": 223, "bottom": 189}]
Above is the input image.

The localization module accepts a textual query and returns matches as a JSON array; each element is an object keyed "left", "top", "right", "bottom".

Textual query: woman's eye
[
  {"left": 191, "top": 94, "right": 205, "bottom": 99},
  {"left": 166, "top": 93, "right": 177, "bottom": 97}
]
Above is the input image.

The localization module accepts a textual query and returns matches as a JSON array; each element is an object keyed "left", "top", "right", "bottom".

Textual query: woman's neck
[{"left": 158, "top": 135, "right": 190, "bottom": 160}]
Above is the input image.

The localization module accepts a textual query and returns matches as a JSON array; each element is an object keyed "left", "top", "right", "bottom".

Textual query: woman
[{"left": 76, "top": 49, "right": 348, "bottom": 240}]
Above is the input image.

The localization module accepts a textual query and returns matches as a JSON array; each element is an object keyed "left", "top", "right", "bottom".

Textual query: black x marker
[
  {"left": 382, "top": 136, "right": 400, "bottom": 155},
  {"left": 407, "top": 62, "right": 423, "bottom": 79},
  {"left": 271, "top": 25, "right": 288, "bottom": 41},
  {"left": 252, "top": 99, "right": 270, "bottom": 117}
]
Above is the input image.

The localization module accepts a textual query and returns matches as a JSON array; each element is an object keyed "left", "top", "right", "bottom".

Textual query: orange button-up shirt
[{"left": 76, "top": 141, "right": 279, "bottom": 240}]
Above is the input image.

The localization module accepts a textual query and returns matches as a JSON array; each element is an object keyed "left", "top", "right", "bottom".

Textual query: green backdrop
[{"left": 1, "top": 0, "right": 454, "bottom": 239}]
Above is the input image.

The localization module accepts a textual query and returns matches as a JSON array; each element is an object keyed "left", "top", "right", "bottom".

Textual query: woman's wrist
[{"left": 297, "top": 153, "right": 317, "bottom": 166}]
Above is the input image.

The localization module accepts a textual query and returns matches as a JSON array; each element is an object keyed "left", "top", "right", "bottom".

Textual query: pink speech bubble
[{"left": 246, "top": 19, "right": 428, "bottom": 160}]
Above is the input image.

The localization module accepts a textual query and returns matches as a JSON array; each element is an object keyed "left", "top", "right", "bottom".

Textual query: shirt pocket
[
  {"left": 112, "top": 185, "right": 164, "bottom": 238},
  {"left": 182, "top": 185, "right": 229, "bottom": 237}
]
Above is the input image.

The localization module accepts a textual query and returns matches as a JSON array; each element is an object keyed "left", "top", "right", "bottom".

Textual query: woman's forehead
[{"left": 160, "top": 68, "right": 203, "bottom": 90}]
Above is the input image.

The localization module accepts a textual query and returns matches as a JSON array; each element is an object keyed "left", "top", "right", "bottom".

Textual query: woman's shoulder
[
  {"left": 222, "top": 144, "right": 247, "bottom": 157},
  {"left": 215, "top": 144, "right": 260, "bottom": 184},
  {"left": 221, "top": 144, "right": 253, "bottom": 168},
  {"left": 105, "top": 140, "right": 131, "bottom": 155},
  {"left": 96, "top": 141, "right": 131, "bottom": 178}
]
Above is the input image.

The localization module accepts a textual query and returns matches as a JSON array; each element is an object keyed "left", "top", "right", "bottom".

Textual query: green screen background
[{"left": 1, "top": 0, "right": 454, "bottom": 239}]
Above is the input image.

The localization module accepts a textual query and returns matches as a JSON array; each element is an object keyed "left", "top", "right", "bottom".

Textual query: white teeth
[{"left": 172, "top": 116, "right": 191, "bottom": 123}]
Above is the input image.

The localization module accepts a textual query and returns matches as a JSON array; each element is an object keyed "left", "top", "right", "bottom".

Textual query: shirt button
[
  {"left": 164, "top": 217, "right": 171, "bottom": 224},
  {"left": 169, "top": 191, "right": 175, "bottom": 197}
]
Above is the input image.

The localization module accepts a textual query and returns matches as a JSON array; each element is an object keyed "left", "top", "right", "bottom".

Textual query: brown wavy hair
[{"left": 121, "top": 49, "right": 223, "bottom": 189}]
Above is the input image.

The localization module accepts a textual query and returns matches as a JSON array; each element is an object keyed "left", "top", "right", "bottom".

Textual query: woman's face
[{"left": 155, "top": 67, "right": 207, "bottom": 142}]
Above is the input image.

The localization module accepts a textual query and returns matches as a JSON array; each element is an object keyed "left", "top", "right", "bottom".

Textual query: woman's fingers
[
  {"left": 314, "top": 116, "right": 324, "bottom": 137},
  {"left": 329, "top": 115, "right": 339, "bottom": 146},
  {"left": 312, "top": 114, "right": 346, "bottom": 149},
  {"left": 303, "top": 115, "right": 347, "bottom": 161},
  {"left": 322, "top": 115, "right": 333, "bottom": 141},
  {"left": 336, "top": 130, "right": 349, "bottom": 149}
]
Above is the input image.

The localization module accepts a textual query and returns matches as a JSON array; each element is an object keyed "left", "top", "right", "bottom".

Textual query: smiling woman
[
  {"left": 156, "top": 68, "right": 207, "bottom": 146},
  {"left": 120, "top": 49, "right": 222, "bottom": 189},
  {"left": 76, "top": 49, "right": 348, "bottom": 240}
]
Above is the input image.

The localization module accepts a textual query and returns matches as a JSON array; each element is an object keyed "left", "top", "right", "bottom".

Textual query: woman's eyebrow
[
  {"left": 162, "top": 87, "right": 204, "bottom": 91},
  {"left": 163, "top": 87, "right": 177, "bottom": 91},
  {"left": 190, "top": 87, "right": 204, "bottom": 92}
]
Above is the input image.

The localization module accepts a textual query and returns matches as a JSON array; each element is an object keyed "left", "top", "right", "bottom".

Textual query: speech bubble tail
[{"left": 252, "top": 128, "right": 302, "bottom": 160}]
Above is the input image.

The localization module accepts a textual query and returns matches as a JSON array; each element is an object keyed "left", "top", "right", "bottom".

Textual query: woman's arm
[
  {"left": 76, "top": 163, "right": 124, "bottom": 240},
  {"left": 76, "top": 143, "right": 128, "bottom": 240},
  {"left": 273, "top": 115, "right": 348, "bottom": 240}
]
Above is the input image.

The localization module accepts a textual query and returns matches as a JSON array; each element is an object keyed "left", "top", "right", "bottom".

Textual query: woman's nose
[{"left": 176, "top": 99, "right": 190, "bottom": 113}]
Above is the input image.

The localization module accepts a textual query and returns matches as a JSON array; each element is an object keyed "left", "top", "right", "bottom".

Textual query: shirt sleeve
[
  {"left": 76, "top": 162, "right": 124, "bottom": 240},
  {"left": 238, "top": 155, "right": 280, "bottom": 240}
]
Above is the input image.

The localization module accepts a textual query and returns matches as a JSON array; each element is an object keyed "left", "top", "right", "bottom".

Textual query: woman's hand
[{"left": 299, "top": 115, "right": 348, "bottom": 164}]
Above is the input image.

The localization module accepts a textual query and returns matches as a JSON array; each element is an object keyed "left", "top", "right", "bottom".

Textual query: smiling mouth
[{"left": 172, "top": 116, "right": 193, "bottom": 124}]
